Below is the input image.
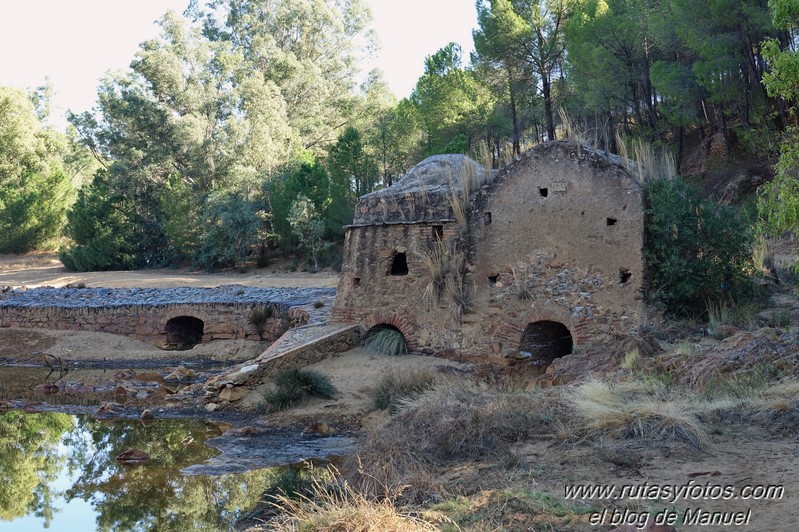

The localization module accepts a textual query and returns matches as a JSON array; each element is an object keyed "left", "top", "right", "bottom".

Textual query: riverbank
[{"left": 0, "top": 252, "right": 338, "bottom": 289}]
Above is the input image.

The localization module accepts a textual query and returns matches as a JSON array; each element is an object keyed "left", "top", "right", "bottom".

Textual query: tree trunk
[
  {"left": 509, "top": 85, "right": 521, "bottom": 156},
  {"left": 543, "top": 75, "right": 555, "bottom": 141}
]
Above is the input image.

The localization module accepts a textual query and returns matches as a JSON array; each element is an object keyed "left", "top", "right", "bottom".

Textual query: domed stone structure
[{"left": 332, "top": 141, "right": 645, "bottom": 367}]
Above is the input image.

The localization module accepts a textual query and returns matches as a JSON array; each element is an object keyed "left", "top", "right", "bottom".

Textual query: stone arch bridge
[{"left": 0, "top": 285, "right": 336, "bottom": 349}]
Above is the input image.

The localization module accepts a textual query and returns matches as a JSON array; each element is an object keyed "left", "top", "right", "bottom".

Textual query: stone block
[{"left": 218, "top": 386, "right": 249, "bottom": 402}]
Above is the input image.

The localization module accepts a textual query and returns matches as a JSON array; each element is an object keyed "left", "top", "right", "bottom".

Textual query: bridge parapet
[{"left": 0, "top": 285, "right": 336, "bottom": 348}]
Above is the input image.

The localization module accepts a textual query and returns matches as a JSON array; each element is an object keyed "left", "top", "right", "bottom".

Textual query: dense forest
[{"left": 1, "top": 0, "right": 799, "bottom": 309}]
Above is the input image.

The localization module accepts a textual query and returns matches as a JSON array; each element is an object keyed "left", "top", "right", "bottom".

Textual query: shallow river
[
  {"left": 0, "top": 412, "right": 297, "bottom": 530},
  {"left": 0, "top": 366, "right": 352, "bottom": 531}
]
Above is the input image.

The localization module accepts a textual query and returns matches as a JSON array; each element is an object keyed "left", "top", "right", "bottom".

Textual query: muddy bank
[{"left": 0, "top": 327, "right": 267, "bottom": 366}]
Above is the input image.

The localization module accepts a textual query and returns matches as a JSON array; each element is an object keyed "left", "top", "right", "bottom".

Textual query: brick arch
[
  {"left": 526, "top": 306, "right": 578, "bottom": 350},
  {"left": 493, "top": 306, "right": 578, "bottom": 354},
  {"left": 519, "top": 321, "right": 573, "bottom": 364},
  {"left": 363, "top": 310, "right": 418, "bottom": 352}
]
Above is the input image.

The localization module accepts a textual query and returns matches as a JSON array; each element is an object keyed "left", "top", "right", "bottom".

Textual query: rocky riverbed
[{"left": 0, "top": 285, "right": 336, "bottom": 308}]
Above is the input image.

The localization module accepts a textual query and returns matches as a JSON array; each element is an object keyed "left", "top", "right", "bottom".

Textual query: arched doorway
[
  {"left": 518, "top": 321, "right": 573, "bottom": 367},
  {"left": 165, "top": 316, "right": 204, "bottom": 350},
  {"left": 362, "top": 324, "right": 407, "bottom": 356}
]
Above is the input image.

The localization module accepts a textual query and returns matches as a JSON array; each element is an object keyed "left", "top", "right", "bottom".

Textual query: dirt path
[{"left": 0, "top": 253, "right": 338, "bottom": 289}]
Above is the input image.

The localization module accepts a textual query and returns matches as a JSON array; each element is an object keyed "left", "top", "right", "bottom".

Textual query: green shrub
[
  {"left": 362, "top": 326, "right": 407, "bottom": 356},
  {"left": 0, "top": 167, "right": 71, "bottom": 253},
  {"left": 644, "top": 177, "right": 755, "bottom": 315},
  {"left": 372, "top": 370, "right": 437, "bottom": 413},
  {"left": 249, "top": 306, "right": 274, "bottom": 339},
  {"left": 263, "top": 368, "right": 337, "bottom": 411},
  {"left": 195, "top": 191, "right": 260, "bottom": 271},
  {"left": 60, "top": 168, "right": 166, "bottom": 271},
  {"left": 316, "top": 244, "right": 344, "bottom": 271}
]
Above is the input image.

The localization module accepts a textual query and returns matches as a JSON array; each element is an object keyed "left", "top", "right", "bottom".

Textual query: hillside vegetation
[{"left": 0, "top": 1, "right": 795, "bottom": 301}]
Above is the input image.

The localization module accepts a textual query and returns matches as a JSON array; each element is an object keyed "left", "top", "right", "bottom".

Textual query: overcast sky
[{"left": 0, "top": 0, "right": 477, "bottom": 130}]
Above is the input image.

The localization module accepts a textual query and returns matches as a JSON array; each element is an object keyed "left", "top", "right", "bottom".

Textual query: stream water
[
  {"left": 0, "top": 411, "right": 307, "bottom": 530},
  {"left": 0, "top": 366, "right": 352, "bottom": 531}
]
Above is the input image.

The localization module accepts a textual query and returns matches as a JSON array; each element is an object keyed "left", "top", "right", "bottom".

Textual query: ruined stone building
[{"left": 331, "top": 141, "right": 645, "bottom": 367}]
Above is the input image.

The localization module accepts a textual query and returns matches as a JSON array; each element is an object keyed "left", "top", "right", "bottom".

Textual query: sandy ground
[
  {"left": 263, "top": 347, "right": 469, "bottom": 425},
  {"left": 0, "top": 327, "right": 266, "bottom": 365},
  {"left": 0, "top": 252, "right": 338, "bottom": 289}
]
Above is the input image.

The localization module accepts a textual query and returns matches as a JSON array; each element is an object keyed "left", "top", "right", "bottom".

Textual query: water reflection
[
  {"left": 0, "top": 410, "right": 73, "bottom": 526},
  {"left": 0, "top": 366, "right": 206, "bottom": 408},
  {"left": 0, "top": 412, "right": 281, "bottom": 531}
]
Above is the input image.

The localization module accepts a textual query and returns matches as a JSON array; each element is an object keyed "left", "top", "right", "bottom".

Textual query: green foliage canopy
[
  {"left": 645, "top": 177, "right": 755, "bottom": 314},
  {"left": 0, "top": 87, "right": 73, "bottom": 253},
  {"left": 758, "top": 0, "right": 799, "bottom": 240}
]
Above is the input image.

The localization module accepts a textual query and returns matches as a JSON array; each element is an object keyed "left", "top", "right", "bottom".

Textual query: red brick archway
[
  {"left": 363, "top": 310, "right": 418, "bottom": 352},
  {"left": 519, "top": 320, "right": 573, "bottom": 365}
]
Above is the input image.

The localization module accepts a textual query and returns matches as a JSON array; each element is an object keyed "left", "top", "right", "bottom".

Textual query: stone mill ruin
[
  {"left": 0, "top": 140, "right": 646, "bottom": 378},
  {"left": 332, "top": 140, "right": 646, "bottom": 368}
]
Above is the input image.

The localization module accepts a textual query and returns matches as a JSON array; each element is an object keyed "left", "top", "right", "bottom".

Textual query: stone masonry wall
[
  {"left": 0, "top": 303, "right": 288, "bottom": 346},
  {"left": 331, "top": 221, "right": 466, "bottom": 353},
  {"left": 464, "top": 141, "right": 645, "bottom": 360},
  {"left": 0, "top": 286, "right": 336, "bottom": 348},
  {"left": 333, "top": 142, "right": 646, "bottom": 365}
]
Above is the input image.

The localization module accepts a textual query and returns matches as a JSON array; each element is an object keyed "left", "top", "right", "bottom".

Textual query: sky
[{"left": 0, "top": 0, "right": 477, "bottom": 130}]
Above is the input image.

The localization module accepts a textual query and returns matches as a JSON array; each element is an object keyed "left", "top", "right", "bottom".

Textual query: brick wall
[{"left": 465, "top": 142, "right": 645, "bottom": 359}]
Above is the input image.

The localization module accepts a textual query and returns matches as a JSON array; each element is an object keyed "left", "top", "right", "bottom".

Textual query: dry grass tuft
[
  {"left": 266, "top": 473, "right": 440, "bottom": 532},
  {"left": 362, "top": 326, "right": 408, "bottom": 356},
  {"left": 416, "top": 239, "right": 471, "bottom": 319},
  {"left": 444, "top": 271, "right": 472, "bottom": 320},
  {"left": 261, "top": 368, "right": 337, "bottom": 412},
  {"left": 620, "top": 347, "right": 640, "bottom": 371},
  {"left": 557, "top": 108, "right": 589, "bottom": 154},
  {"left": 350, "top": 380, "right": 557, "bottom": 501},
  {"left": 616, "top": 133, "right": 677, "bottom": 184},
  {"left": 447, "top": 189, "right": 468, "bottom": 233},
  {"left": 372, "top": 369, "right": 437, "bottom": 413},
  {"left": 511, "top": 266, "right": 533, "bottom": 300},
  {"left": 706, "top": 299, "right": 733, "bottom": 339},
  {"left": 476, "top": 140, "right": 493, "bottom": 174},
  {"left": 460, "top": 159, "right": 479, "bottom": 200},
  {"left": 415, "top": 239, "right": 449, "bottom": 309},
  {"left": 447, "top": 159, "right": 484, "bottom": 233},
  {"left": 567, "top": 378, "right": 708, "bottom": 449},
  {"left": 392, "top": 381, "right": 550, "bottom": 460},
  {"left": 707, "top": 378, "right": 799, "bottom": 433}
]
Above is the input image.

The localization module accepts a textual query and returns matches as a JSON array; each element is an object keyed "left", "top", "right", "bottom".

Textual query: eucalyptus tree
[
  {"left": 355, "top": 70, "right": 421, "bottom": 188},
  {"left": 194, "top": 0, "right": 375, "bottom": 151},
  {"left": 64, "top": 9, "right": 302, "bottom": 269},
  {"left": 411, "top": 43, "right": 494, "bottom": 155},
  {"left": 0, "top": 86, "right": 72, "bottom": 253}
]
